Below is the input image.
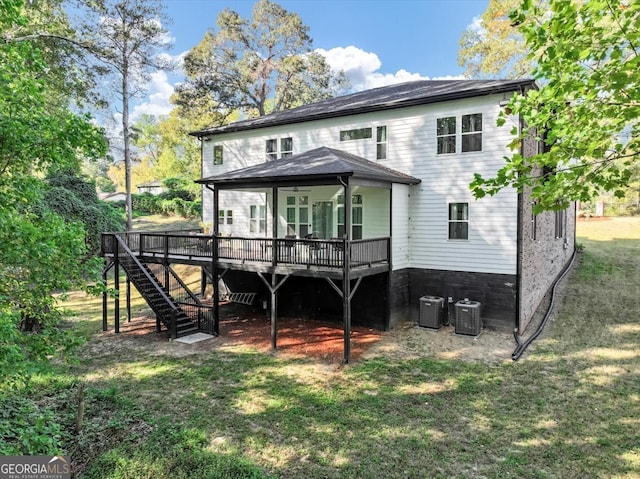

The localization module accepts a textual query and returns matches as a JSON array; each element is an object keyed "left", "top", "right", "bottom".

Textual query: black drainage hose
[{"left": 512, "top": 249, "right": 578, "bottom": 361}]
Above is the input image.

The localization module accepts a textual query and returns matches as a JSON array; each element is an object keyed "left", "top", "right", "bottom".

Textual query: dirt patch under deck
[{"left": 92, "top": 303, "right": 516, "bottom": 364}]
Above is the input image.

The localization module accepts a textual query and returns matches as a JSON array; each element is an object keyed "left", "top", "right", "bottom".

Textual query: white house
[
  {"left": 136, "top": 180, "right": 166, "bottom": 195},
  {"left": 188, "top": 79, "right": 575, "bottom": 356}
]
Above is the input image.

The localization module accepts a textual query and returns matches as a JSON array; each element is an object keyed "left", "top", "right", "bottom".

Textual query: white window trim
[
  {"left": 461, "top": 113, "right": 483, "bottom": 153},
  {"left": 266, "top": 137, "right": 293, "bottom": 160},
  {"left": 249, "top": 204, "right": 266, "bottom": 235},
  {"left": 376, "top": 125, "right": 387, "bottom": 160},
  {"left": 448, "top": 202, "right": 469, "bottom": 241},
  {"left": 437, "top": 113, "right": 484, "bottom": 154},
  {"left": 436, "top": 116, "right": 456, "bottom": 155},
  {"left": 213, "top": 144, "right": 223, "bottom": 165},
  {"left": 218, "top": 209, "right": 233, "bottom": 225}
]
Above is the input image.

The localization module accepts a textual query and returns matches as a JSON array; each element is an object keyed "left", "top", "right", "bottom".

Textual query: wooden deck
[{"left": 102, "top": 231, "right": 391, "bottom": 278}]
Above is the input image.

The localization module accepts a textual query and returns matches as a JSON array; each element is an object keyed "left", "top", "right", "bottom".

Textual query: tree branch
[{"left": 2, "top": 31, "right": 92, "bottom": 51}]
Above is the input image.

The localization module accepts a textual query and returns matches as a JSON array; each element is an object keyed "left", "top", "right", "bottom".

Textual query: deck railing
[{"left": 102, "top": 231, "right": 390, "bottom": 270}]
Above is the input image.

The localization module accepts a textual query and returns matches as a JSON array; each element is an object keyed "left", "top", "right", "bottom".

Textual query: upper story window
[
  {"left": 437, "top": 114, "right": 483, "bottom": 154},
  {"left": 340, "top": 127, "right": 372, "bottom": 141},
  {"left": 281, "top": 137, "right": 293, "bottom": 157},
  {"left": 437, "top": 117, "right": 456, "bottom": 154},
  {"left": 462, "top": 113, "right": 482, "bottom": 152},
  {"left": 448, "top": 202, "right": 469, "bottom": 240},
  {"left": 266, "top": 137, "right": 293, "bottom": 160},
  {"left": 376, "top": 126, "right": 387, "bottom": 160},
  {"left": 213, "top": 145, "right": 223, "bottom": 165}
]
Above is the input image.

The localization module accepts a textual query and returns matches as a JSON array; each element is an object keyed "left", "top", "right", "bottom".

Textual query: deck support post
[
  {"left": 342, "top": 177, "right": 352, "bottom": 363},
  {"left": 257, "top": 272, "right": 290, "bottom": 351},
  {"left": 212, "top": 185, "right": 220, "bottom": 336},
  {"left": 102, "top": 263, "right": 108, "bottom": 331},
  {"left": 270, "top": 273, "right": 277, "bottom": 349},
  {"left": 272, "top": 187, "right": 278, "bottom": 267},
  {"left": 126, "top": 277, "right": 131, "bottom": 322},
  {"left": 114, "top": 253, "right": 120, "bottom": 334}
]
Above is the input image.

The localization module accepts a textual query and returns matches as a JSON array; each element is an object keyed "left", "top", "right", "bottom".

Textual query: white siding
[
  {"left": 201, "top": 93, "right": 519, "bottom": 274},
  {"left": 392, "top": 184, "right": 410, "bottom": 271}
]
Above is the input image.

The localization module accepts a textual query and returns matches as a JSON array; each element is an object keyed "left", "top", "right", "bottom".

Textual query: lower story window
[
  {"left": 337, "top": 194, "right": 363, "bottom": 239},
  {"left": 250, "top": 205, "right": 266, "bottom": 234},
  {"left": 448, "top": 202, "right": 468, "bottom": 240},
  {"left": 218, "top": 209, "right": 233, "bottom": 225},
  {"left": 555, "top": 209, "right": 565, "bottom": 238}
]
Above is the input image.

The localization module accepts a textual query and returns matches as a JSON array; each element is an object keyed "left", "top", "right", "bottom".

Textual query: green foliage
[
  {"left": 176, "top": 0, "right": 349, "bottom": 119},
  {"left": 471, "top": 0, "right": 640, "bottom": 212},
  {"left": 133, "top": 192, "right": 201, "bottom": 219},
  {"left": 0, "top": 0, "right": 108, "bottom": 392},
  {"left": 0, "top": 195, "right": 90, "bottom": 389},
  {"left": 95, "top": 176, "right": 116, "bottom": 193},
  {"left": 0, "top": 396, "right": 66, "bottom": 455},
  {"left": 41, "top": 170, "right": 124, "bottom": 254},
  {"left": 131, "top": 177, "right": 200, "bottom": 218},
  {"left": 458, "top": 0, "right": 532, "bottom": 78},
  {"left": 83, "top": 422, "right": 275, "bottom": 479}
]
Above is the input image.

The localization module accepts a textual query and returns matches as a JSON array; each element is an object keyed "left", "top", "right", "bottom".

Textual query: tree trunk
[{"left": 122, "top": 51, "right": 132, "bottom": 231}]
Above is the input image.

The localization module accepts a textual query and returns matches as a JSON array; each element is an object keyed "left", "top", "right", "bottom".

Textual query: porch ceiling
[{"left": 195, "top": 147, "right": 421, "bottom": 190}]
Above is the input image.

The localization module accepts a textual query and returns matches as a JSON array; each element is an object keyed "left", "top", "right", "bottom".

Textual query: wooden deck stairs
[{"left": 116, "top": 239, "right": 199, "bottom": 338}]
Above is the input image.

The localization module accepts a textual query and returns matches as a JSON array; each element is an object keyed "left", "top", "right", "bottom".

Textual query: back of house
[{"left": 192, "top": 79, "right": 576, "bottom": 335}]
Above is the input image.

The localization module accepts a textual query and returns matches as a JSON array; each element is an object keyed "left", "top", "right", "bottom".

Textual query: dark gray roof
[
  {"left": 196, "top": 147, "right": 421, "bottom": 188},
  {"left": 191, "top": 79, "right": 535, "bottom": 137}
]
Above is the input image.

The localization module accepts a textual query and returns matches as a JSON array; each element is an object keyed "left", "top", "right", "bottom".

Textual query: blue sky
[{"left": 133, "top": 0, "right": 489, "bottom": 118}]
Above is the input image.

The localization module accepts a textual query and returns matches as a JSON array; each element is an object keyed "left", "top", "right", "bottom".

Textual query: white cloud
[
  {"left": 130, "top": 51, "right": 188, "bottom": 121},
  {"left": 316, "top": 45, "right": 465, "bottom": 92},
  {"left": 467, "top": 16, "right": 487, "bottom": 41},
  {"left": 131, "top": 70, "right": 174, "bottom": 119}
]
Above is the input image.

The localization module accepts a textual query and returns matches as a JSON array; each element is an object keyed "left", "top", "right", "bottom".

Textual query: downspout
[
  {"left": 512, "top": 82, "right": 532, "bottom": 344},
  {"left": 512, "top": 249, "right": 577, "bottom": 360},
  {"left": 514, "top": 109, "right": 524, "bottom": 343},
  {"left": 511, "top": 81, "right": 578, "bottom": 360}
]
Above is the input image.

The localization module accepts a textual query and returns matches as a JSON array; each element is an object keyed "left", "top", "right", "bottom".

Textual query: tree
[
  {"left": 458, "top": 0, "right": 534, "bottom": 78},
  {"left": 175, "top": 0, "right": 349, "bottom": 120},
  {"left": 470, "top": 0, "right": 640, "bottom": 212},
  {"left": 0, "top": 0, "right": 107, "bottom": 390},
  {"left": 130, "top": 110, "right": 216, "bottom": 197},
  {"left": 41, "top": 169, "right": 124, "bottom": 255},
  {"left": 1, "top": 0, "right": 104, "bottom": 109},
  {"left": 81, "top": 0, "right": 174, "bottom": 230}
]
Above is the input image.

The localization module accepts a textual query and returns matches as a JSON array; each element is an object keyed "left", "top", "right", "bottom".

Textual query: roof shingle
[{"left": 191, "top": 79, "right": 535, "bottom": 137}]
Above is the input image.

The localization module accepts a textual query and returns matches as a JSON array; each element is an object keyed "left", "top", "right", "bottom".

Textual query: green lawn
[{"left": 15, "top": 218, "right": 640, "bottom": 478}]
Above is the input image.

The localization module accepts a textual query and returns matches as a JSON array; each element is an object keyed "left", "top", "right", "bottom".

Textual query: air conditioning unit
[
  {"left": 455, "top": 299, "right": 482, "bottom": 337},
  {"left": 419, "top": 295, "right": 444, "bottom": 329}
]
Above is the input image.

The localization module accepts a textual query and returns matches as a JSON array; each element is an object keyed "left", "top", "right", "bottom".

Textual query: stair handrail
[
  {"left": 164, "top": 266, "right": 204, "bottom": 306},
  {"left": 114, "top": 234, "right": 180, "bottom": 320}
]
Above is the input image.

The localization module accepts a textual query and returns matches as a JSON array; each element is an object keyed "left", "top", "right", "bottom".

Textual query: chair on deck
[
  {"left": 304, "top": 233, "right": 323, "bottom": 264},
  {"left": 330, "top": 237, "right": 346, "bottom": 264},
  {"left": 280, "top": 234, "right": 297, "bottom": 261}
]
